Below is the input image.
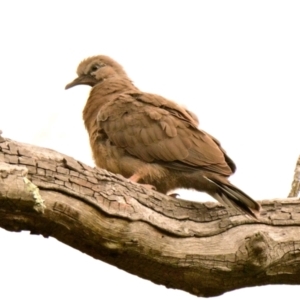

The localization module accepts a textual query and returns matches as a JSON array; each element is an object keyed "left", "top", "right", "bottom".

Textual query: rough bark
[{"left": 1, "top": 135, "right": 300, "bottom": 298}]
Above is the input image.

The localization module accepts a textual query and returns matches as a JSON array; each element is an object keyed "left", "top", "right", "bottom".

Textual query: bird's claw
[{"left": 167, "top": 193, "right": 180, "bottom": 198}]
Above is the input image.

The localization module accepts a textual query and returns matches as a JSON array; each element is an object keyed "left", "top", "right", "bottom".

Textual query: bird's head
[{"left": 65, "top": 55, "right": 128, "bottom": 89}]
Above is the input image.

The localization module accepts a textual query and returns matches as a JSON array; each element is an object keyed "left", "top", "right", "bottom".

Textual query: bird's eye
[
  {"left": 91, "top": 64, "right": 100, "bottom": 72},
  {"left": 90, "top": 63, "right": 105, "bottom": 73}
]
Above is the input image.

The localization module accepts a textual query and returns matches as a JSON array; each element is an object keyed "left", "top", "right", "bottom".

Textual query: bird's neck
[{"left": 83, "top": 76, "right": 137, "bottom": 135}]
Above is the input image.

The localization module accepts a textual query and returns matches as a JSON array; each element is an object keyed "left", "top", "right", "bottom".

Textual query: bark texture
[{"left": 1, "top": 135, "right": 300, "bottom": 297}]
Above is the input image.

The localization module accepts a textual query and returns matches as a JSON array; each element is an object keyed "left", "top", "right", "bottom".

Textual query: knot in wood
[{"left": 244, "top": 232, "right": 270, "bottom": 269}]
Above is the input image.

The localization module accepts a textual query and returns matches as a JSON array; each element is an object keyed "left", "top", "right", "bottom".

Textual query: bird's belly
[
  {"left": 92, "top": 139, "right": 149, "bottom": 177},
  {"left": 91, "top": 139, "right": 172, "bottom": 189},
  {"left": 92, "top": 140, "right": 126, "bottom": 174}
]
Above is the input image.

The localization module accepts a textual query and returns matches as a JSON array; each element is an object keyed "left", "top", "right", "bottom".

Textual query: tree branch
[
  {"left": 1, "top": 135, "right": 300, "bottom": 297},
  {"left": 289, "top": 155, "right": 300, "bottom": 197}
]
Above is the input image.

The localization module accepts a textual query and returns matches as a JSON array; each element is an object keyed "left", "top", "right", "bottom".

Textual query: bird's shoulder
[{"left": 98, "top": 91, "right": 198, "bottom": 129}]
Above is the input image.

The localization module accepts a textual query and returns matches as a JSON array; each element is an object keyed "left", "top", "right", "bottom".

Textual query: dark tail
[{"left": 204, "top": 176, "right": 260, "bottom": 219}]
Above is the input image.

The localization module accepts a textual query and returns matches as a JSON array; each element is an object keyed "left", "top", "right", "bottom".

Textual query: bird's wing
[
  {"left": 202, "top": 131, "right": 237, "bottom": 173},
  {"left": 98, "top": 92, "right": 233, "bottom": 176}
]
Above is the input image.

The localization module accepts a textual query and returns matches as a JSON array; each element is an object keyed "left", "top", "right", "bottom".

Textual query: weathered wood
[
  {"left": 1, "top": 136, "right": 300, "bottom": 297},
  {"left": 289, "top": 155, "right": 300, "bottom": 197}
]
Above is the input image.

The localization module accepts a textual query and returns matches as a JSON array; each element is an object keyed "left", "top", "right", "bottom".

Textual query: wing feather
[{"left": 98, "top": 92, "right": 233, "bottom": 176}]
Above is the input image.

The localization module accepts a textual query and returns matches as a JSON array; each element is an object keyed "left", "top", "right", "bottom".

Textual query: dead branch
[{"left": 1, "top": 135, "right": 300, "bottom": 297}]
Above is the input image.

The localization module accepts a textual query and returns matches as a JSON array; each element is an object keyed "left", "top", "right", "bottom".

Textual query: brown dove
[{"left": 66, "top": 55, "right": 260, "bottom": 218}]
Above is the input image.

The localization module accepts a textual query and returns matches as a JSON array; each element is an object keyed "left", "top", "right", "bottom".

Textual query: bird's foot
[
  {"left": 128, "top": 174, "right": 156, "bottom": 190},
  {"left": 138, "top": 183, "right": 157, "bottom": 191}
]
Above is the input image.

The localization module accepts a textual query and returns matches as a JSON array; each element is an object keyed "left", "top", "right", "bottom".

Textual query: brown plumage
[{"left": 66, "top": 55, "right": 260, "bottom": 218}]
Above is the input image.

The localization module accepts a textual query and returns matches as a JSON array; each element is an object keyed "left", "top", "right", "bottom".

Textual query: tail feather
[{"left": 204, "top": 176, "right": 260, "bottom": 219}]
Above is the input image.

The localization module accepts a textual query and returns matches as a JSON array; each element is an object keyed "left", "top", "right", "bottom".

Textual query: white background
[{"left": 0, "top": 1, "right": 300, "bottom": 299}]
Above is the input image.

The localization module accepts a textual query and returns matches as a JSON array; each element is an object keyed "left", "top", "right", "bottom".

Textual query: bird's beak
[{"left": 65, "top": 75, "right": 98, "bottom": 89}]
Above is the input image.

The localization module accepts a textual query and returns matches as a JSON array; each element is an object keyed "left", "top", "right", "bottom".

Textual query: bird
[{"left": 65, "top": 55, "right": 260, "bottom": 218}]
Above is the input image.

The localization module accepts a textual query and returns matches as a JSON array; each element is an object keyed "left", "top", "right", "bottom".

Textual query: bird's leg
[{"left": 128, "top": 174, "right": 156, "bottom": 190}]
